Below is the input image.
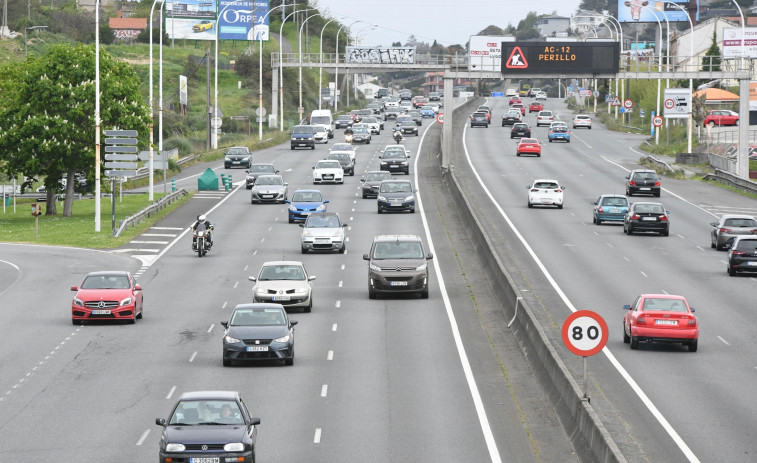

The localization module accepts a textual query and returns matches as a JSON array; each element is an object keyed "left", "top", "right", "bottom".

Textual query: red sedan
[
  {"left": 509, "top": 96, "right": 522, "bottom": 106},
  {"left": 529, "top": 102, "right": 543, "bottom": 113},
  {"left": 703, "top": 110, "right": 739, "bottom": 126},
  {"left": 516, "top": 138, "right": 541, "bottom": 157},
  {"left": 623, "top": 294, "right": 698, "bottom": 352},
  {"left": 71, "top": 271, "right": 144, "bottom": 324}
]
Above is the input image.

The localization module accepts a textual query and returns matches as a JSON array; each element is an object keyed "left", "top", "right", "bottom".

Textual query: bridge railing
[{"left": 272, "top": 52, "right": 470, "bottom": 67}]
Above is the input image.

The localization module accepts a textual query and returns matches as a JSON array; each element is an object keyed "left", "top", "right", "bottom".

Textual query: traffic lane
[{"left": 458, "top": 106, "right": 756, "bottom": 463}]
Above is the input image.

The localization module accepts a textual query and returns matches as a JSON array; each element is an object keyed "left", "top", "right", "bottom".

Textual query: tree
[
  {"left": 694, "top": 30, "right": 721, "bottom": 89},
  {"left": 0, "top": 44, "right": 151, "bottom": 216}
]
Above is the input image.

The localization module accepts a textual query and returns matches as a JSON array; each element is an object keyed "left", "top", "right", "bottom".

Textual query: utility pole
[{"left": 206, "top": 46, "right": 211, "bottom": 150}]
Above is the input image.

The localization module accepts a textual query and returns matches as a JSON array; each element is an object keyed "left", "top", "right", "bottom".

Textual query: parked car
[
  {"left": 156, "top": 391, "right": 261, "bottom": 462},
  {"left": 363, "top": 234, "right": 433, "bottom": 299},
  {"left": 592, "top": 194, "right": 629, "bottom": 225},
  {"left": 727, "top": 236, "right": 757, "bottom": 276},
  {"left": 623, "top": 294, "right": 698, "bottom": 352},
  {"left": 625, "top": 169, "right": 661, "bottom": 197},
  {"left": 221, "top": 303, "right": 296, "bottom": 366},
  {"left": 703, "top": 109, "right": 739, "bottom": 126},
  {"left": 71, "top": 271, "right": 143, "bottom": 325},
  {"left": 623, "top": 202, "right": 670, "bottom": 236},
  {"left": 527, "top": 179, "right": 564, "bottom": 208},
  {"left": 300, "top": 212, "right": 347, "bottom": 253},
  {"left": 711, "top": 214, "right": 757, "bottom": 250}
]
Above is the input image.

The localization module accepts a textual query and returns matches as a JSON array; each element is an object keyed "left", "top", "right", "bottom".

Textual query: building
[
  {"left": 570, "top": 11, "right": 613, "bottom": 38},
  {"left": 420, "top": 71, "right": 473, "bottom": 95},
  {"left": 536, "top": 15, "right": 570, "bottom": 38},
  {"left": 109, "top": 10, "right": 147, "bottom": 42}
]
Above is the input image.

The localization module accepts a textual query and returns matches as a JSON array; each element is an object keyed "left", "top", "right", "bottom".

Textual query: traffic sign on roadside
[
  {"left": 138, "top": 151, "right": 169, "bottom": 161},
  {"left": 653, "top": 115, "right": 663, "bottom": 127},
  {"left": 623, "top": 99, "right": 633, "bottom": 109},
  {"left": 105, "top": 162, "right": 138, "bottom": 170},
  {"left": 611, "top": 96, "right": 621, "bottom": 106},
  {"left": 105, "top": 154, "right": 138, "bottom": 162},
  {"left": 562, "top": 310, "right": 608, "bottom": 357},
  {"left": 436, "top": 113, "right": 444, "bottom": 124},
  {"left": 105, "top": 169, "right": 138, "bottom": 177}
]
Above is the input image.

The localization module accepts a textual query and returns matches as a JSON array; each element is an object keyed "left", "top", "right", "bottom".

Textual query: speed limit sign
[
  {"left": 664, "top": 98, "right": 675, "bottom": 110},
  {"left": 623, "top": 99, "right": 633, "bottom": 109},
  {"left": 561, "top": 310, "right": 608, "bottom": 357},
  {"left": 436, "top": 113, "right": 444, "bottom": 124},
  {"left": 653, "top": 116, "right": 663, "bottom": 127}
]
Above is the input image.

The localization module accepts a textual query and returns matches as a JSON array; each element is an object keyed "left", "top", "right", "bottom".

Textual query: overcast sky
[{"left": 312, "top": 0, "right": 583, "bottom": 47}]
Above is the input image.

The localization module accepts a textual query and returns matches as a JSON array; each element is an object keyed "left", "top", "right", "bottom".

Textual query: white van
[{"left": 310, "top": 110, "right": 334, "bottom": 139}]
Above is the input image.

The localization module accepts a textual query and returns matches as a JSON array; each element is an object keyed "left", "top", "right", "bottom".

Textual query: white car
[
  {"left": 249, "top": 261, "right": 315, "bottom": 312},
  {"left": 535, "top": 91, "right": 547, "bottom": 101},
  {"left": 361, "top": 117, "right": 382, "bottom": 134},
  {"left": 312, "top": 124, "right": 329, "bottom": 144},
  {"left": 536, "top": 110, "right": 554, "bottom": 127},
  {"left": 312, "top": 160, "right": 344, "bottom": 184},
  {"left": 384, "top": 100, "right": 399, "bottom": 108},
  {"left": 330, "top": 143, "right": 357, "bottom": 162},
  {"left": 505, "top": 88, "right": 518, "bottom": 97},
  {"left": 300, "top": 212, "right": 347, "bottom": 254},
  {"left": 527, "top": 179, "right": 565, "bottom": 209},
  {"left": 428, "top": 103, "right": 441, "bottom": 114},
  {"left": 573, "top": 114, "right": 592, "bottom": 129}
]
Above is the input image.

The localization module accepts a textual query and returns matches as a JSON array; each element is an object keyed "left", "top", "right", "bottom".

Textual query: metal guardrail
[
  {"left": 113, "top": 188, "right": 189, "bottom": 237},
  {"left": 132, "top": 151, "right": 194, "bottom": 181},
  {"left": 640, "top": 152, "right": 676, "bottom": 173},
  {"left": 704, "top": 168, "right": 757, "bottom": 195}
]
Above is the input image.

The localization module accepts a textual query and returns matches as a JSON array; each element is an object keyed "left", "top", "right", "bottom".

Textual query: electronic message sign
[{"left": 501, "top": 42, "right": 619, "bottom": 75}]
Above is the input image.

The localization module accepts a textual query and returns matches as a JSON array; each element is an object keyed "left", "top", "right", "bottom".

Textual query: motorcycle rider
[
  {"left": 344, "top": 125, "right": 354, "bottom": 143},
  {"left": 191, "top": 214, "right": 214, "bottom": 250},
  {"left": 392, "top": 127, "right": 403, "bottom": 143}
]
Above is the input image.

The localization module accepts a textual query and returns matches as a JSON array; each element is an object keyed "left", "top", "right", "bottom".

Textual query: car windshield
[
  {"left": 514, "top": 124, "right": 528, "bottom": 129},
  {"left": 292, "top": 192, "right": 322, "bottom": 202},
  {"left": 724, "top": 218, "right": 757, "bottom": 227},
  {"left": 331, "top": 144, "right": 354, "bottom": 152},
  {"left": 338, "top": 116, "right": 351, "bottom": 121},
  {"left": 169, "top": 400, "right": 243, "bottom": 426},
  {"left": 372, "top": 241, "right": 424, "bottom": 259},
  {"left": 353, "top": 128, "right": 369, "bottom": 134},
  {"left": 534, "top": 182, "right": 559, "bottom": 189},
  {"left": 305, "top": 215, "right": 341, "bottom": 228},
  {"left": 316, "top": 161, "right": 341, "bottom": 169},
  {"left": 81, "top": 274, "right": 131, "bottom": 290},
  {"left": 383, "top": 151, "right": 406, "bottom": 160},
  {"left": 642, "top": 298, "right": 688, "bottom": 313},
  {"left": 633, "top": 172, "right": 658, "bottom": 181},
  {"left": 540, "top": 112, "right": 552, "bottom": 117},
  {"left": 401, "top": 122, "right": 415, "bottom": 127},
  {"left": 634, "top": 204, "right": 665, "bottom": 214},
  {"left": 251, "top": 165, "right": 274, "bottom": 173},
  {"left": 258, "top": 265, "right": 306, "bottom": 281},
  {"left": 380, "top": 182, "right": 412, "bottom": 193},
  {"left": 292, "top": 126, "right": 312, "bottom": 135},
  {"left": 256, "top": 176, "right": 282, "bottom": 186},
  {"left": 231, "top": 307, "right": 286, "bottom": 326},
  {"left": 363, "top": 117, "right": 377, "bottom": 123},
  {"left": 521, "top": 138, "right": 538, "bottom": 144},
  {"left": 227, "top": 148, "right": 247, "bottom": 155},
  {"left": 329, "top": 154, "right": 350, "bottom": 161},
  {"left": 735, "top": 239, "right": 757, "bottom": 251},
  {"left": 365, "top": 172, "right": 391, "bottom": 182},
  {"left": 311, "top": 116, "right": 330, "bottom": 125},
  {"left": 601, "top": 197, "right": 628, "bottom": 207}
]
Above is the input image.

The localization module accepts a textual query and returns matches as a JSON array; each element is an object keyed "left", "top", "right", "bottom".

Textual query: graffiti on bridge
[{"left": 345, "top": 47, "right": 415, "bottom": 64}]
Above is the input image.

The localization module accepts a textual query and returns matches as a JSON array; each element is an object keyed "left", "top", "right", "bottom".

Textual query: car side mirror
[
  {"left": 561, "top": 186, "right": 566, "bottom": 190},
  {"left": 425, "top": 253, "right": 434, "bottom": 260},
  {"left": 360, "top": 178, "right": 365, "bottom": 182},
  {"left": 312, "top": 166, "right": 315, "bottom": 169},
  {"left": 666, "top": 211, "right": 670, "bottom": 215},
  {"left": 285, "top": 200, "right": 291, "bottom": 204},
  {"left": 710, "top": 222, "right": 717, "bottom": 227},
  {"left": 245, "top": 170, "right": 250, "bottom": 173},
  {"left": 284, "top": 183, "right": 288, "bottom": 186},
  {"left": 407, "top": 155, "right": 411, "bottom": 158},
  {"left": 248, "top": 276, "right": 257, "bottom": 282},
  {"left": 324, "top": 200, "right": 330, "bottom": 204},
  {"left": 526, "top": 185, "right": 530, "bottom": 189},
  {"left": 342, "top": 223, "right": 348, "bottom": 227},
  {"left": 290, "top": 320, "right": 298, "bottom": 326},
  {"left": 134, "top": 284, "right": 142, "bottom": 291},
  {"left": 308, "top": 275, "right": 317, "bottom": 281},
  {"left": 623, "top": 305, "right": 631, "bottom": 310},
  {"left": 220, "top": 321, "right": 228, "bottom": 329},
  {"left": 155, "top": 418, "right": 166, "bottom": 427},
  {"left": 593, "top": 201, "right": 598, "bottom": 205},
  {"left": 690, "top": 308, "right": 695, "bottom": 312},
  {"left": 299, "top": 224, "right": 304, "bottom": 228},
  {"left": 625, "top": 175, "right": 630, "bottom": 179},
  {"left": 250, "top": 417, "right": 261, "bottom": 426},
  {"left": 275, "top": 170, "right": 280, "bottom": 174},
  {"left": 71, "top": 286, "right": 78, "bottom": 291},
  {"left": 363, "top": 253, "right": 370, "bottom": 260}
]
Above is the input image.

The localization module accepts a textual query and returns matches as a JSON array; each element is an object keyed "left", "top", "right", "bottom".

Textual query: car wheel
[
  {"left": 223, "top": 358, "right": 231, "bottom": 367},
  {"left": 626, "top": 225, "right": 633, "bottom": 235},
  {"left": 377, "top": 207, "right": 383, "bottom": 214},
  {"left": 567, "top": 139, "right": 570, "bottom": 143},
  {"left": 662, "top": 230, "right": 669, "bottom": 237},
  {"left": 339, "top": 244, "right": 346, "bottom": 254},
  {"left": 728, "top": 266, "right": 737, "bottom": 276},
  {"left": 630, "top": 334, "right": 639, "bottom": 350},
  {"left": 288, "top": 217, "right": 294, "bottom": 224},
  {"left": 654, "top": 192, "right": 661, "bottom": 197},
  {"left": 291, "top": 146, "right": 295, "bottom": 150},
  {"left": 623, "top": 323, "right": 630, "bottom": 343},
  {"left": 588, "top": 126, "right": 592, "bottom": 130},
  {"left": 368, "top": 287, "right": 376, "bottom": 299},
  {"left": 311, "top": 145, "right": 315, "bottom": 150},
  {"left": 420, "top": 289, "right": 429, "bottom": 299},
  {"left": 362, "top": 194, "right": 368, "bottom": 199},
  {"left": 549, "top": 139, "right": 552, "bottom": 143},
  {"left": 527, "top": 201, "right": 533, "bottom": 208},
  {"left": 712, "top": 240, "right": 717, "bottom": 249},
  {"left": 410, "top": 207, "right": 415, "bottom": 213},
  {"left": 128, "top": 315, "right": 136, "bottom": 325},
  {"left": 557, "top": 204, "right": 563, "bottom": 209},
  {"left": 285, "top": 353, "right": 294, "bottom": 366},
  {"left": 735, "top": 120, "right": 739, "bottom": 126},
  {"left": 516, "top": 152, "right": 520, "bottom": 156},
  {"left": 367, "top": 139, "right": 371, "bottom": 144},
  {"left": 305, "top": 298, "right": 312, "bottom": 313},
  {"left": 301, "top": 246, "right": 307, "bottom": 254},
  {"left": 688, "top": 339, "right": 698, "bottom": 352},
  {"left": 626, "top": 189, "right": 632, "bottom": 196},
  {"left": 136, "top": 305, "right": 143, "bottom": 319}
]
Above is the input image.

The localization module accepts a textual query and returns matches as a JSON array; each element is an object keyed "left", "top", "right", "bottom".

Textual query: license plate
[
  {"left": 191, "top": 458, "right": 220, "bottom": 463},
  {"left": 747, "top": 261, "right": 757, "bottom": 266},
  {"left": 642, "top": 217, "right": 657, "bottom": 221},
  {"left": 232, "top": 161, "right": 240, "bottom": 164},
  {"left": 92, "top": 310, "right": 111, "bottom": 315},
  {"left": 640, "top": 187, "right": 650, "bottom": 191},
  {"left": 298, "top": 143, "right": 307, "bottom": 146},
  {"left": 389, "top": 165, "right": 399, "bottom": 169},
  {"left": 246, "top": 346, "right": 268, "bottom": 352},
  {"left": 611, "top": 208, "right": 620, "bottom": 213},
  {"left": 390, "top": 281, "right": 408, "bottom": 286},
  {"left": 262, "top": 195, "right": 273, "bottom": 198},
  {"left": 272, "top": 295, "right": 290, "bottom": 301},
  {"left": 655, "top": 319, "right": 678, "bottom": 325},
  {"left": 540, "top": 199, "right": 552, "bottom": 203},
  {"left": 391, "top": 203, "right": 403, "bottom": 206},
  {"left": 314, "top": 239, "right": 330, "bottom": 244}
]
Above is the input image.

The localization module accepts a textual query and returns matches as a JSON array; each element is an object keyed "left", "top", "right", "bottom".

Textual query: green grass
[{"left": 0, "top": 192, "right": 192, "bottom": 248}]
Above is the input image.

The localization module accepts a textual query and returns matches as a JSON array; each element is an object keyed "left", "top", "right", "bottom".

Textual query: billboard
[
  {"left": 723, "top": 28, "right": 757, "bottom": 59},
  {"left": 345, "top": 47, "right": 415, "bottom": 64},
  {"left": 218, "top": 0, "right": 270, "bottom": 41},
  {"left": 166, "top": 17, "right": 217, "bottom": 40},
  {"left": 501, "top": 42, "right": 619, "bottom": 75},
  {"left": 617, "top": 0, "right": 699, "bottom": 23},
  {"left": 166, "top": 0, "right": 216, "bottom": 19},
  {"left": 663, "top": 88, "right": 691, "bottom": 119},
  {"left": 468, "top": 35, "right": 515, "bottom": 71}
]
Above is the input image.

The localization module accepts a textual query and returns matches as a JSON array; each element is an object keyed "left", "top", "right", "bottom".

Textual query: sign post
[{"left": 561, "top": 310, "right": 609, "bottom": 400}]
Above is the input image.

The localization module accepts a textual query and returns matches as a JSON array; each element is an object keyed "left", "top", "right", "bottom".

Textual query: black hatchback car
[
  {"left": 470, "top": 111, "right": 489, "bottom": 128},
  {"left": 377, "top": 179, "right": 416, "bottom": 213},
  {"left": 224, "top": 146, "right": 252, "bottom": 169},
  {"left": 221, "top": 303, "right": 297, "bottom": 366},
  {"left": 397, "top": 120, "right": 419, "bottom": 136},
  {"left": 361, "top": 170, "right": 393, "bottom": 198},
  {"left": 510, "top": 123, "right": 531, "bottom": 138},
  {"left": 626, "top": 169, "right": 661, "bottom": 197},
  {"left": 727, "top": 236, "right": 757, "bottom": 276},
  {"left": 328, "top": 152, "right": 355, "bottom": 176},
  {"left": 379, "top": 148, "right": 411, "bottom": 175},
  {"left": 156, "top": 390, "right": 261, "bottom": 463},
  {"left": 624, "top": 202, "right": 670, "bottom": 236}
]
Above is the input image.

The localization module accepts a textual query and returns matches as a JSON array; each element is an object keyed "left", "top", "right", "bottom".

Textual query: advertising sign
[
  {"left": 723, "top": 28, "right": 757, "bottom": 59},
  {"left": 501, "top": 42, "right": 619, "bottom": 75},
  {"left": 345, "top": 47, "right": 415, "bottom": 64},
  {"left": 166, "top": 0, "right": 216, "bottom": 18},
  {"left": 663, "top": 88, "right": 691, "bottom": 118},
  {"left": 468, "top": 35, "right": 516, "bottom": 71},
  {"left": 217, "top": 0, "right": 269, "bottom": 41},
  {"left": 617, "top": 0, "right": 699, "bottom": 23},
  {"left": 166, "top": 17, "right": 217, "bottom": 40}
]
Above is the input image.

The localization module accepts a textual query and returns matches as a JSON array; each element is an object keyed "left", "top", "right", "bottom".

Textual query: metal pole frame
[
  {"left": 148, "top": 0, "right": 163, "bottom": 202},
  {"left": 318, "top": 18, "right": 339, "bottom": 111},
  {"left": 666, "top": 0, "right": 696, "bottom": 154},
  {"left": 334, "top": 20, "right": 361, "bottom": 114},
  {"left": 279, "top": 8, "right": 313, "bottom": 131},
  {"left": 257, "top": 3, "right": 286, "bottom": 139},
  {"left": 298, "top": 13, "right": 322, "bottom": 124},
  {"left": 95, "top": 0, "right": 101, "bottom": 231}
]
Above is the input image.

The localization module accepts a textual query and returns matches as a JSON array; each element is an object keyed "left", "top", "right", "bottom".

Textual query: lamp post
[
  {"left": 94, "top": 0, "right": 101, "bottom": 231},
  {"left": 352, "top": 24, "right": 377, "bottom": 100},
  {"left": 642, "top": 6, "right": 663, "bottom": 145},
  {"left": 148, "top": 0, "right": 163, "bottom": 202},
  {"left": 665, "top": 1, "right": 695, "bottom": 154},
  {"left": 731, "top": 0, "right": 746, "bottom": 70},
  {"left": 279, "top": 7, "right": 313, "bottom": 131},
  {"left": 256, "top": 3, "right": 286, "bottom": 140},
  {"left": 213, "top": 0, "right": 248, "bottom": 150},
  {"left": 298, "top": 13, "right": 321, "bottom": 123},
  {"left": 318, "top": 17, "right": 339, "bottom": 110},
  {"left": 334, "top": 20, "right": 360, "bottom": 113},
  {"left": 24, "top": 25, "right": 47, "bottom": 57}
]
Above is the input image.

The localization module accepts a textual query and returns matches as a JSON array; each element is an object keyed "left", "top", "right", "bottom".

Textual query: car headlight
[
  {"left": 401, "top": 161, "right": 408, "bottom": 165},
  {"left": 120, "top": 297, "right": 133, "bottom": 306},
  {"left": 416, "top": 263, "right": 427, "bottom": 271},
  {"left": 224, "top": 443, "right": 244, "bottom": 452},
  {"left": 302, "top": 230, "right": 313, "bottom": 238},
  {"left": 289, "top": 205, "right": 297, "bottom": 211},
  {"left": 273, "top": 334, "right": 291, "bottom": 343},
  {"left": 73, "top": 297, "right": 83, "bottom": 306},
  {"left": 254, "top": 287, "right": 266, "bottom": 295},
  {"left": 378, "top": 195, "right": 386, "bottom": 201},
  {"left": 224, "top": 335, "right": 242, "bottom": 344},
  {"left": 291, "top": 137, "right": 297, "bottom": 141},
  {"left": 297, "top": 287, "right": 310, "bottom": 294},
  {"left": 380, "top": 161, "right": 387, "bottom": 165},
  {"left": 316, "top": 204, "right": 326, "bottom": 211},
  {"left": 165, "top": 443, "right": 186, "bottom": 452},
  {"left": 369, "top": 263, "right": 381, "bottom": 271},
  {"left": 251, "top": 189, "right": 258, "bottom": 194},
  {"left": 404, "top": 195, "right": 415, "bottom": 202}
]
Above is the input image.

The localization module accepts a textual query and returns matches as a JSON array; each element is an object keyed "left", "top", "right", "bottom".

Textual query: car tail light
[
  {"left": 719, "top": 228, "right": 732, "bottom": 233},
  {"left": 629, "top": 180, "right": 637, "bottom": 185},
  {"left": 636, "top": 317, "right": 646, "bottom": 325},
  {"left": 554, "top": 189, "right": 562, "bottom": 193},
  {"left": 531, "top": 188, "right": 539, "bottom": 192},
  {"left": 654, "top": 181, "right": 661, "bottom": 186},
  {"left": 631, "top": 214, "right": 640, "bottom": 220},
  {"left": 732, "top": 250, "right": 745, "bottom": 256},
  {"left": 751, "top": 229, "right": 757, "bottom": 234},
  {"left": 660, "top": 215, "right": 669, "bottom": 221},
  {"left": 688, "top": 319, "right": 697, "bottom": 326},
  {"left": 597, "top": 206, "right": 604, "bottom": 212}
]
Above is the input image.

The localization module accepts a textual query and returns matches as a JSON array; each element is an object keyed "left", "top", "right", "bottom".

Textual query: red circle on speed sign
[
  {"left": 436, "top": 113, "right": 444, "bottom": 124},
  {"left": 664, "top": 98, "right": 675, "bottom": 110},
  {"left": 653, "top": 116, "right": 663, "bottom": 127},
  {"left": 561, "top": 310, "right": 609, "bottom": 357},
  {"left": 623, "top": 99, "right": 633, "bottom": 109}
]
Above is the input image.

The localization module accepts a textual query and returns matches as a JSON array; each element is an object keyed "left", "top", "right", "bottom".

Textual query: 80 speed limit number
[{"left": 561, "top": 310, "right": 609, "bottom": 357}]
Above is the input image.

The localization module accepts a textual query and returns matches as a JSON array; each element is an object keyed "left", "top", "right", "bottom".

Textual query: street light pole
[
  {"left": 257, "top": 3, "right": 286, "bottom": 140},
  {"left": 667, "top": 0, "right": 696, "bottom": 154},
  {"left": 351, "top": 24, "right": 376, "bottom": 100},
  {"left": 94, "top": 0, "right": 101, "bottom": 231},
  {"left": 334, "top": 20, "right": 360, "bottom": 113},
  {"left": 318, "top": 18, "right": 338, "bottom": 110},
  {"left": 148, "top": 0, "right": 163, "bottom": 202},
  {"left": 642, "top": 6, "right": 663, "bottom": 145},
  {"left": 298, "top": 13, "right": 321, "bottom": 124},
  {"left": 279, "top": 7, "right": 313, "bottom": 131},
  {"left": 214, "top": 0, "right": 247, "bottom": 149}
]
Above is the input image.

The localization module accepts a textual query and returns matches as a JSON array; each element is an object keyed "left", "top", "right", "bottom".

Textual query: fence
[{"left": 113, "top": 188, "right": 188, "bottom": 237}]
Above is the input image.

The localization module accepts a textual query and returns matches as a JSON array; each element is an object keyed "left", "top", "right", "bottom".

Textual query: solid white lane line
[
  {"left": 166, "top": 386, "right": 176, "bottom": 400},
  {"left": 327, "top": 350, "right": 334, "bottom": 360},
  {"left": 332, "top": 324, "right": 338, "bottom": 332},
  {"left": 461, "top": 119, "right": 699, "bottom": 462},
  {"left": 314, "top": 428, "right": 322, "bottom": 444},
  {"left": 717, "top": 336, "right": 730, "bottom": 346},
  {"left": 136, "top": 429, "right": 150, "bottom": 446},
  {"left": 189, "top": 352, "right": 197, "bottom": 363},
  {"left": 321, "top": 385, "right": 328, "bottom": 397},
  {"left": 207, "top": 324, "right": 215, "bottom": 333},
  {"left": 418, "top": 120, "right": 502, "bottom": 463}
]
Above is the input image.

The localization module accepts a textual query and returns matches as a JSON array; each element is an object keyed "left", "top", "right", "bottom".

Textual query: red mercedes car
[
  {"left": 529, "top": 102, "right": 543, "bottom": 113},
  {"left": 71, "top": 271, "right": 144, "bottom": 325},
  {"left": 516, "top": 138, "right": 541, "bottom": 157},
  {"left": 623, "top": 294, "right": 698, "bottom": 352}
]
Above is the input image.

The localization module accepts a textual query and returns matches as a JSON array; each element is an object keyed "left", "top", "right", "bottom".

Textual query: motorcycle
[
  {"left": 345, "top": 133, "right": 354, "bottom": 144},
  {"left": 193, "top": 227, "right": 213, "bottom": 257},
  {"left": 392, "top": 129, "right": 403, "bottom": 144}
]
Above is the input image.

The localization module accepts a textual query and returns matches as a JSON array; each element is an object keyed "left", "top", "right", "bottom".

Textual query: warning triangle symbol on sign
[
  {"left": 611, "top": 96, "right": 621, "bottom": 106},
  {"left": 505, "top": 47, "right": 528, "bottom": 69}
]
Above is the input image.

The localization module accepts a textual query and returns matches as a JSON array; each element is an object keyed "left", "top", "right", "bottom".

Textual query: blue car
[
  {"left": 419, "top": 106, "right": 435, "bottom": 118},
  {"left": 593, "top": 194, "right": 629, "bottom": 225},
  {"left": 285, "top": 189, "right": 329, "bottom": 223},
  {"left": 548, "top": 122, "right": 571, "bottom": 143}
]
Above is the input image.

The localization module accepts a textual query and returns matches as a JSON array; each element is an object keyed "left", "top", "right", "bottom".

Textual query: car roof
[
  {"left": 292, "top": 189, "right": 323, "bottom": 195},
  {"left": 308, "top": 211, "right": 339, "bottom": 217},
  {"left": 520, "top": 138, "right": 538, "bottom": 143},
  {"left": 639, "top": 294, "right": 686, "bottom": 300},
  {"left": 85, "top": 270, "right": 130, "bottom": 277},
  {"left": 178, "top": 391, "right": 240, "bottom": 401},
  {"left": 261, "top": 260, "right": 305, "bottom": 267},
  {"left": 533, "top": 178, "right": 559, "bottom": 183},
  {"left": 733, "top": 236, "right": 757, "bottom": 243},
  {"left": 720, "top": 214, "right": 756, "bottom": 219},
  {"left": 631, "top": 201, "right": 665, "bottom": 207},
  {"left": 599, "top": 194, "right": 627, "bottom": 198},
  {"left": 373, "top": 234, "right": 422, "bottom": 242},
  {"left": 233, "top": 302, "right": 285, "bottom": 312},
  {"left": 631, "top": 169, "right": 656, "bottom": 173},
  {"left": 255, "top": 174, "right": 282, "bottom": 179}
]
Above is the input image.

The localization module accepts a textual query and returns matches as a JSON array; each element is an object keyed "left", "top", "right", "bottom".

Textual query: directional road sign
[
  {"left": 105, "top": 137, "right": 137, "bottom": 145},
  {"left": 104, "top": 130, "right": 137, "bottom": 137},
  {"left": 105, "top": 162, "right": 138, "bottom": 170},
  {"left": 562, "top": 310, "right": 609, "bottom": 357},
  {"left": 105, "top": 154, "right": 138, "bottom": 161},
  {"left": 105, "top": 169, "right": 138, "bottom": 177},
  {"left": 104, "top": 145, "right": 138, "bottom": 153},
  {"left": 138, "top": 151, "right": 169, "bottom": 161}
]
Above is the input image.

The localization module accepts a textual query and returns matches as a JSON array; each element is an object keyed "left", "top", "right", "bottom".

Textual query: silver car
[
  {"left": 299, "top": 212, "right": 347, "bottom": 254},
  {"left": 249, "top": 261, "right": 316, "bottom": 312},
  {"left": 250, "top": 174, "right": 287, "bottom": 204},
  {"left": 711, "top": 214, "right": 757, "bottom": 250}
]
